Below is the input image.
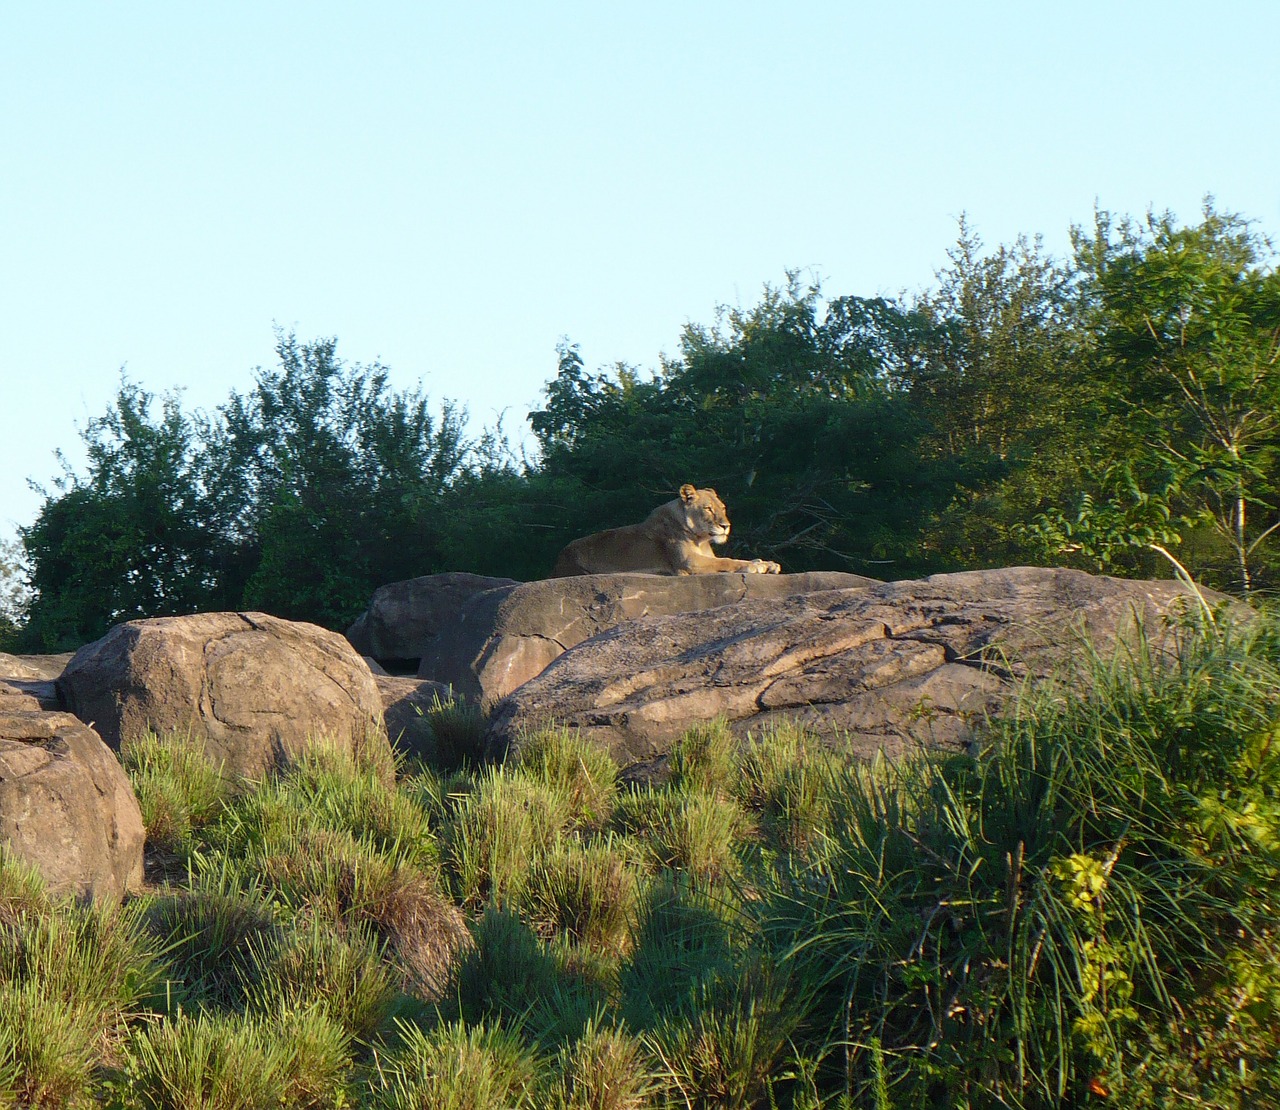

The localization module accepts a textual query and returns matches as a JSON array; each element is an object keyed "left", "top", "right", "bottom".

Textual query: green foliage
[
  {"left": 120, "top": 729, "right": 233, "bottom": 855},
  {"left": 368, "top": 1019, "right": 541, "bottom": 1110},
  {"left": 110, "top": 1007, "right": 353, "bottom": 1110},
  {"left": 513, "top": 725, "right": 620, "bottom": 831},
  {"left": 418, "top": 692, "right": 488, "bottom": 774},
  {"left": 443, "top": 769, "right": 573, "bottom": 908},
  {"left": 549, "top": 1016, "right": 658, "bottom": 1110},
  {"left": 19, "top": 333, "right": 479, "bottom": 646}
]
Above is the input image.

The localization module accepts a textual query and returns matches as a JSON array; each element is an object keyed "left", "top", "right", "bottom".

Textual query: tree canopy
[{"left": 13, "top": 203, "right": 1280, "bottom": 649}]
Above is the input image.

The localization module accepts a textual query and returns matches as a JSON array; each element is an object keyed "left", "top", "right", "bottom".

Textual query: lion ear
[{"left": 679, "top": 484, "right": 697, "bottom": 502}]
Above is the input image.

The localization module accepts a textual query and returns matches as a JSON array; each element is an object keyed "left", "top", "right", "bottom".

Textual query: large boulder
[
  {"left": 486, "top": 567, "right": 1221, "bottom": 768},
  {"left": 0, "top": 710, "right": 145, "bottom": 902},
  {"left": 59, "top": 612, "right": 387, "bottom": 779},
  {"left": 346, "top": 573, "right": 520, "bottom": 670},
  {"left": 421, "top": 570, "right": 880, "bottom": 706}
]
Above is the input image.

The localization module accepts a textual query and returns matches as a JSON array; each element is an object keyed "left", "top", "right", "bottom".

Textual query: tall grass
[{"left": 760, "top": 616, "right": 1280, "bottom": 1107}]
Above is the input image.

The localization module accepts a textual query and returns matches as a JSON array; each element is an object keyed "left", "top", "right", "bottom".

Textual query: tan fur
[{"left": 552, "top": 484, "right": 782, "bottom": 577}]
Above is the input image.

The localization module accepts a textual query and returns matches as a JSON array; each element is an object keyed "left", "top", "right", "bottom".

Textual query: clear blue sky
[{"left": 3, "top": 1, "right": 1277, "bottom": 545}]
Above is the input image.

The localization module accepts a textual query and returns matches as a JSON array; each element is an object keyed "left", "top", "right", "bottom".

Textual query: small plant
[
  {"left": 647, "top": 955, "right": 799, "bottom": 1110},
  {"left": 520, "top": 836, "right": 642, "bottom": 954},
  {"left": 668, "top": 718, "right": 738, "bottom": 799},
  {"left": 144, "top": 877, "right": 280, "bottom": 1012},
  {"left": 0, "top": 981, "right": 100, "bottom": 1109},
  {"left": 246, "top": 916, "right": 406, "bottom": 1044},
  {"left": 735, "top": 723, "right": 840, "bottom": 859},
  {"left": 112, "top": 1007, "right": 350, "bottom": 1110},
  {"left": 420, "top": 692, "right": 487, "bottom": 772},
  {"left": 616, "top": 786, "right": 745, "bottom": 884},
  {"left": 551, "top": 1015, "right": 658, "bottom": 1110},
  {"left": 443, "top": 769, "right": 573, "bottom": 908}
]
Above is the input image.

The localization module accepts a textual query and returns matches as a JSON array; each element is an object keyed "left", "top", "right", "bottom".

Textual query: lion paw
[{"left": 747, "top": 560, "right": 782, "bottom": 574}]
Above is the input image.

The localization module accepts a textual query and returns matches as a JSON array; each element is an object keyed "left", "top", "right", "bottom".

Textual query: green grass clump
[
  {"left": 210, "top": 742, "right": 438, "bottom": 873},
  {"left": 514, "top": 725, "right": 620, "bottom": 830},
  {"left": 112, "top": 1006, "right": 352, "bottom": 1110},
  {"left": 120, "top": 729, "right": 232, "bottom": 853},
  {"left": 667, "top": 717, "right": 738, "bottom": 799},
  {"left": 419, "top": 692, "right": 488, "bottom": 772},
  {"left": 369, "top": 1019, "right": 541, "bottom": 1110},
  {"left": 735, "top": 722, "right": 842, "bottom": 859},
  {"left": 615, "top": 786, "right": 745, "bottom": 884},
  {"left": 0, "top": 981, "right": 101, "bottom": 1109},
  {"left": 246, "top": 916, "right": 407, "bottom": 1044},
  {"left": 0, "top": 856, "right": 166, "bottom": 1107},
  {"left": 550, "top": 1015, "right": 658, "bottom": 1110},
  {"left": 519, "top": 837, "right": 643, "bottom": 955},
  {"left": 443, "top": 769, "right": 573, "bottom": 908}
]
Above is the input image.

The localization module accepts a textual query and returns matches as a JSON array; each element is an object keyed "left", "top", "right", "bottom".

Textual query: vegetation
[
  {"left": 10, "top": 202, "right": 1279, "bottom": 649},
  {"left": 3, "top": 608, "right": 1279, "bottom": 1106}
]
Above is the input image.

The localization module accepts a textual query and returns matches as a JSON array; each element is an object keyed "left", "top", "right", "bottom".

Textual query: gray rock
[
  {"left": 346, "top": 573, "right": 520, "bottom": 667},
  {"left": 422, "top": 570, "right": 880, "bottom": 706},
  {"left": 485, "top": 567, "right": 1221, "bottom": 768},
  {"left": 0, "top": 710, "right": 145, "bottom": 903},
  {"left": 59, "top": 612, "right": 388, "bottom": 780},
  {"left": 376, "top": 673, "right": 453, "bottom": 760}
]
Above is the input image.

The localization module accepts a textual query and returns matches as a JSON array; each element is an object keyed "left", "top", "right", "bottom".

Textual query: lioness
[{"left": 551, "top": 484, "right": 782, "bottom": 577}]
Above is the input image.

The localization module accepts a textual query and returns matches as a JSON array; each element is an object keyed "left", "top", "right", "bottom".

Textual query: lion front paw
[{"left": 747, "top": 560, "right": 782, "bottom": 574}]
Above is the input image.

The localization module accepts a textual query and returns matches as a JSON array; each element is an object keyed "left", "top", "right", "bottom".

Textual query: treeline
[{"left": 11, "top": 203, "right": 1280, "bottom": 651}]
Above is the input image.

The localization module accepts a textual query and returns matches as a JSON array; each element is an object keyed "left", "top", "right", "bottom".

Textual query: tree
[
  {"left": 1076, "top": 204, "right": 1280, "bottom": 593},
  {"left": 20, "top": 379, "right": 213, "bottom": 650},
  {"left": 20, "top": 335, "right": 479, "bottom": 645},
  {"left": 528, "top": 278, "right": 972, "bottom": 576},
  {"left": 0, "top": 539, "right": 31, "bottom": 650}
]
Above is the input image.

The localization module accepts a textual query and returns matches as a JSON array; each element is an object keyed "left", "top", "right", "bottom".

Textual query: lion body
[{"left": 551, "top": 484, "right": 782, "bottom": 577}]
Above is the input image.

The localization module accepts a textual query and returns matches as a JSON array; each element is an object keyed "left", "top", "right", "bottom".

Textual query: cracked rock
[
  {"left": 417, "top": 570, "right": 879, "bottom": 706},
  {"left": 485, "top": 567, "right": 1224, "bottom": 768}
]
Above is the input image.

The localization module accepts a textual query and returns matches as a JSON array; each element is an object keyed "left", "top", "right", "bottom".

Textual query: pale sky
[{"left": 3, "top": 1, "right": 1277, "bottom": 546}]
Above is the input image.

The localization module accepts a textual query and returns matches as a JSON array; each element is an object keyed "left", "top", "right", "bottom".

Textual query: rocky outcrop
[
  {"left": 346, "top": 573, "right": 520, "bottom": 670},
  {"left": 420, "top": 570, "right": 880, "bottom": 705},
  {"left": 486, "top": 567, "right": 1219, "bottom": 768},
  {"left": 0, "top": 710, "right": 144, "bottom": 902},
  {"left": 59, "top": 612, "right": 388, "bottom": 779}
]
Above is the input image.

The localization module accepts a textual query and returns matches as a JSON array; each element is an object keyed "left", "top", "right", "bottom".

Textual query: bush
[{"left": 759, "top": 617, "right": 1280, "bottom": 1106}]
